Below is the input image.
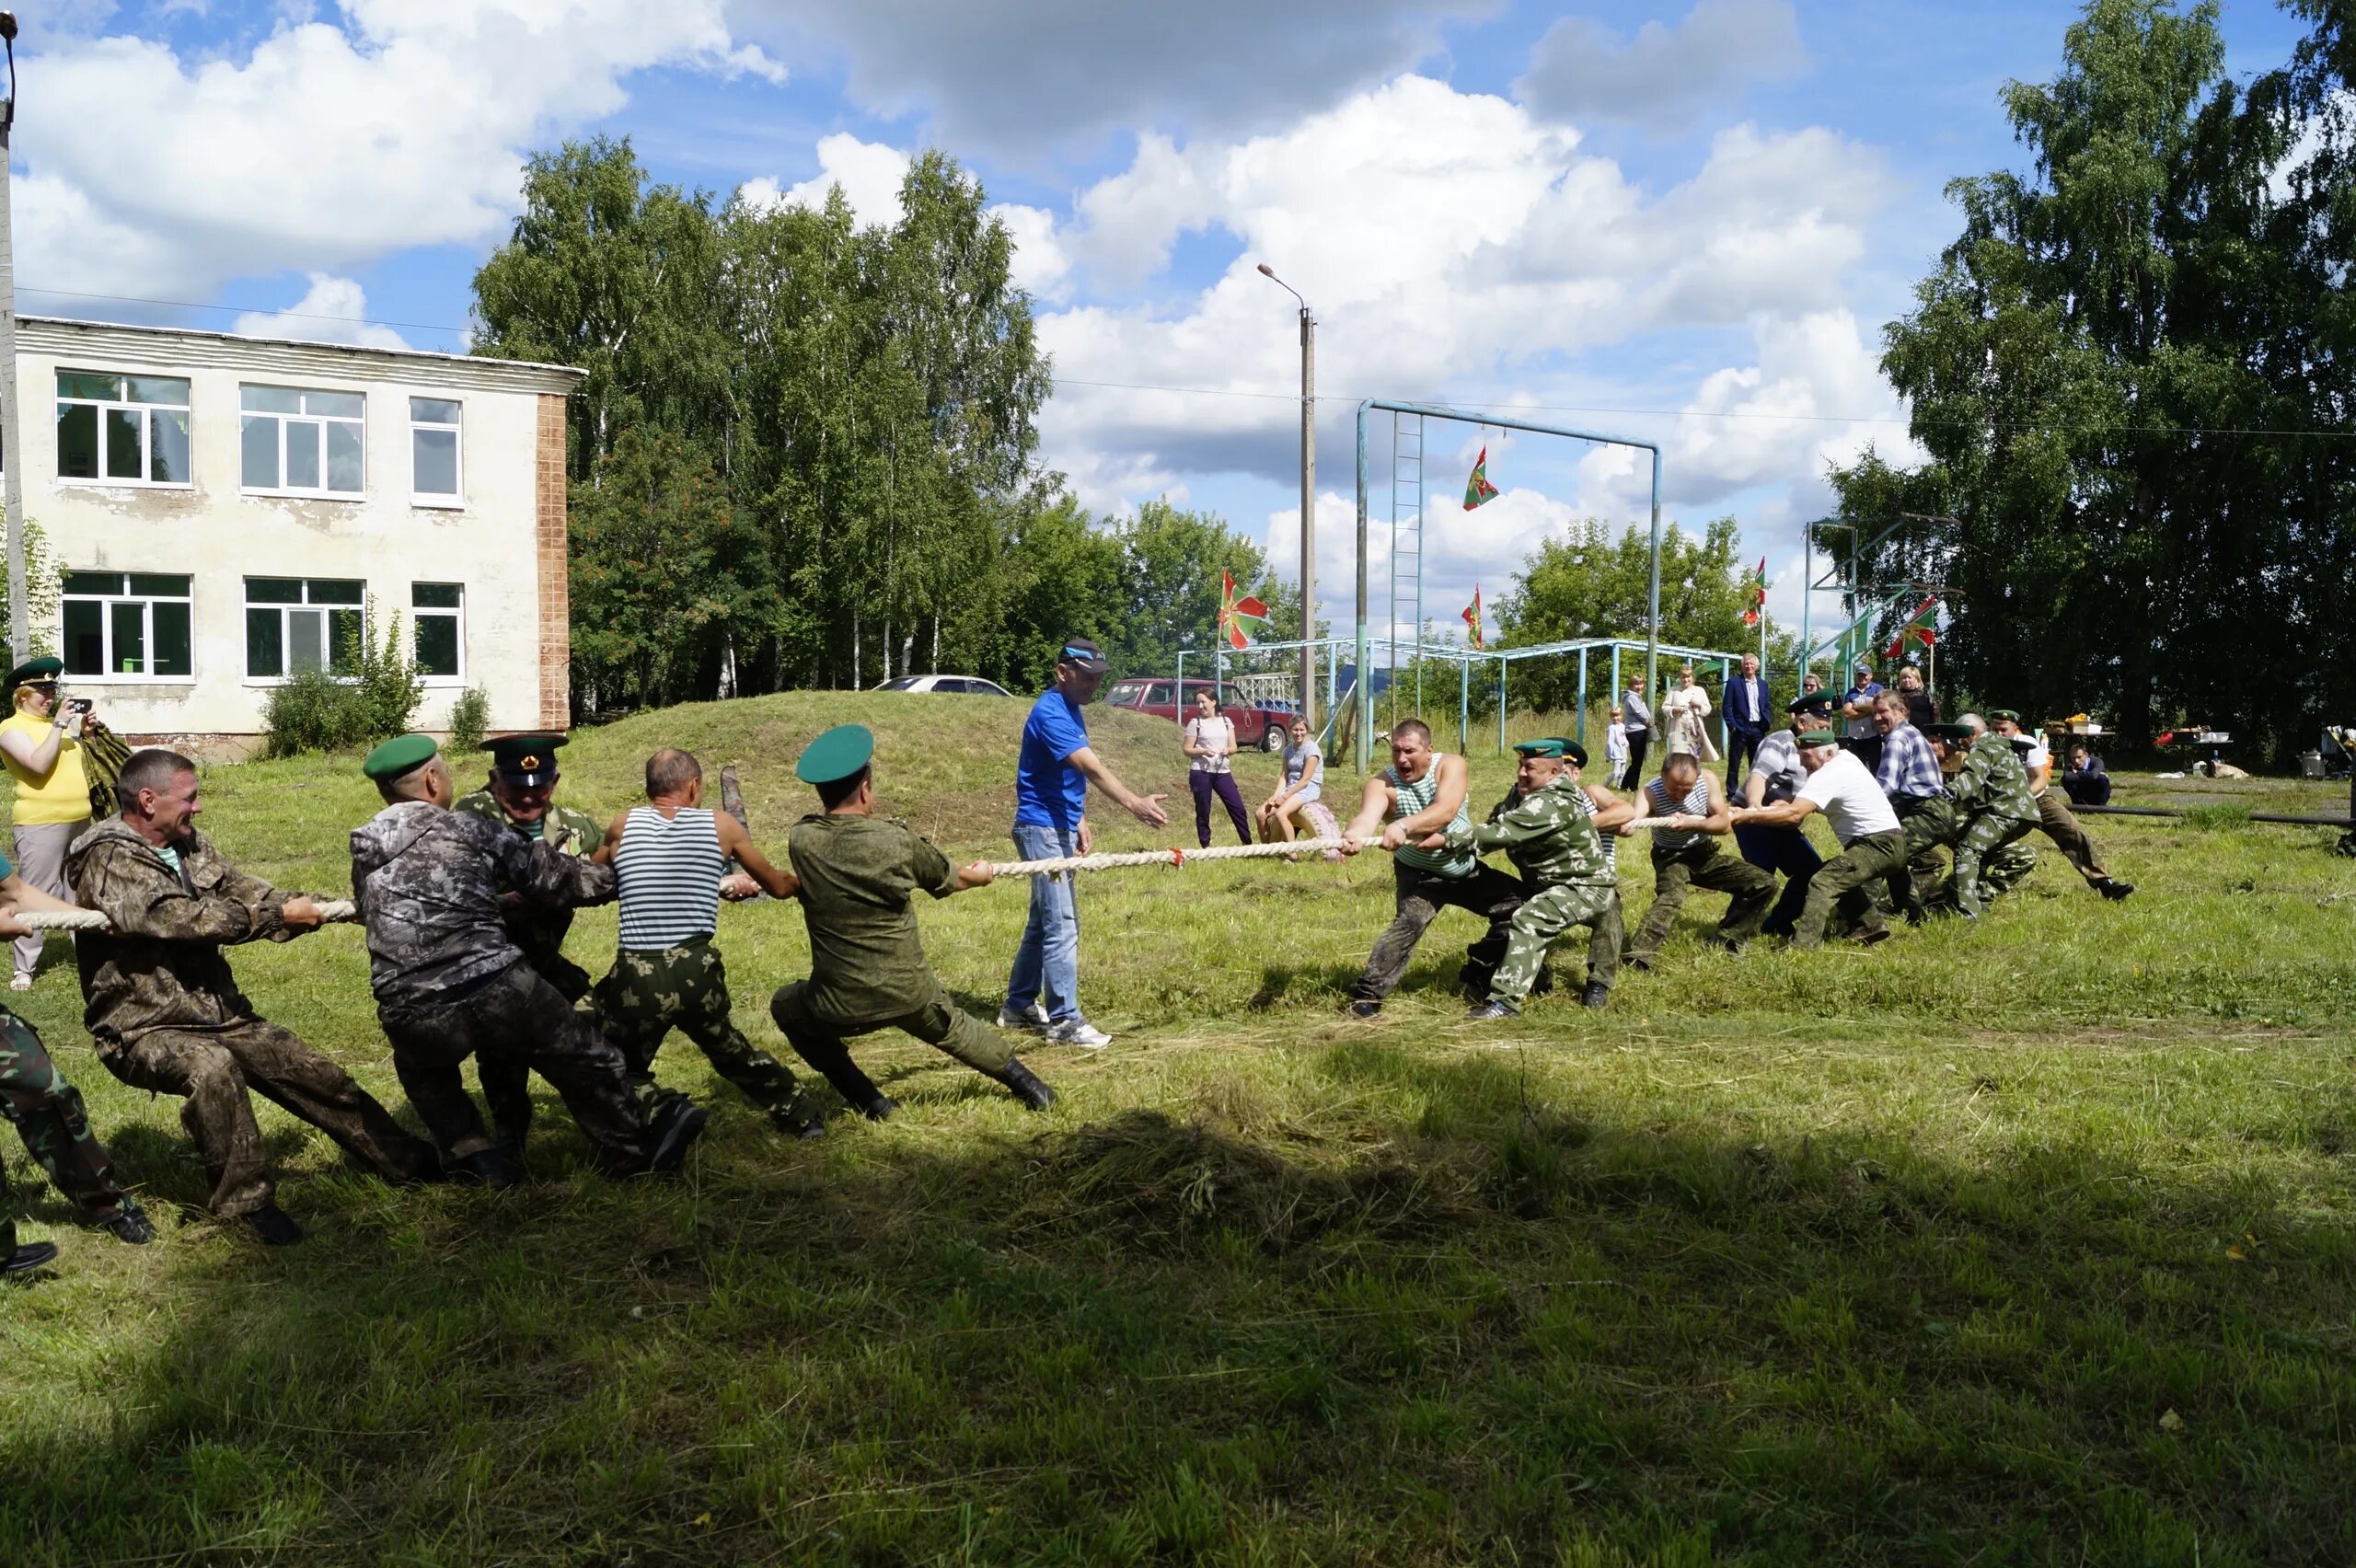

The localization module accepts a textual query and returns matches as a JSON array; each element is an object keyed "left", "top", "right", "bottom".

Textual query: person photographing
[{"left": 0, "top": 657, "right": 95, "bottom": 992}]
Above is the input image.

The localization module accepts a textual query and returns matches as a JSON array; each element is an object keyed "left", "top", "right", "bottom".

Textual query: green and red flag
[
  {"left": 1218, "top": 571, "right": 1270, "bottom": 651},
  {"left": 1741, "top": 556, "right": 1768, "bottom": 627},
  {"left": 1884, "top": 594, "right": 1939, "bottom": 659},
  {"left": 1461, "top": 585, "right": 1484, "bottom": 650},
  {"left": 1462, "top": 445, "right": 1498, "bottom": 510}
]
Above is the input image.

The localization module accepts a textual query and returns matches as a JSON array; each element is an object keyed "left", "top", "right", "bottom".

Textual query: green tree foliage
[{"left": 1831, "top": 0, "right": 2356, "bottom": 759}]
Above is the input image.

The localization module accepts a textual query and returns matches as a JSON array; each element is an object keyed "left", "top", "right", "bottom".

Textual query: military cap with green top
[
  {"left": 362, "top": 732, "right": 440, "bottom": 782},
  {"left": 1795, "top": 729, "right": 1841, "bottom": 747},
  {"left": 795, "top": 723, "right": 875, "bottom": 786},
  {"left": 1987, "top": 709, "right": 2022, "bottom": 724},
  {"left": 1787, "top": 692, "right": 1839, "bottom": 719},
  {"left": 1553, "top": 736, "right": 1589, "bottom": 768},
  {"left": 483, "top": 732, "right": 567, "bottom": 788},
  {"left": 5, "top": 653, "right": 62, "bottom": 692},
  {"left": 1512, "top": 737, "right": 1565, "bottom": 759},
  {"left": 1925, "top": 722, "right": 1977, "bottom": 744}
]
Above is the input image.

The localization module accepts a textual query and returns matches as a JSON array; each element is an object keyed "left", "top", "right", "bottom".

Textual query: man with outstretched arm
[
  {"left": 1991, "top": 709, "right": 2132, "bottom": 902},
  {"left": 1339, "top": 718, "right": 1526, "bottom": 1018},
  {"left": 352, "top": 735, "right": 706, "bottom": 1189},
  {"left": 1621, "top": 751, "right": 1777, "bottom": 967},
  {"left": 1001, "top": 636, "right": 1170, "bottom": 1051},
  {"left": 1728, "top": 729, "right": 1906, "bottom": 949},
  {"left": 774, "top": 725, "right": 1056, "bottom": 1126},
  {"left": 591, "top": 748, "right": 814, "bottom": 1136},
  {"left": 69, "top": 748, "right": 440, "bottom": 1245}
]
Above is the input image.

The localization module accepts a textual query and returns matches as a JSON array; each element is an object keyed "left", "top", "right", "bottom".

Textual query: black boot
[
  {"left": 1581, "top": 981, "right": 1611, "bottom": 1011},
  {"left": 2, "top": 1230, "right": 58, "bottom": 1278},
  {"left": 452, "top": 1149, "right": 519, "bottom": 1189},
  {"left": 103, "top": 1200, "right": 156, "bottom": 1245},
  {"left": 2098, "top": 878, "right": 2134, "bottom": 901},
  {"left": 244, "top": 1203, "right": 306, "bottom": 1247},
  {"left": 639, "top": 1101, "right": 710, "bottom": 1174},
  {"left": 857, "top": 1094, "right": 897, "bottom": 1122},
  {"left": 770, "top": 1098, "right": 826, "bottom": 1140},
  {"left": 997, "top": 1056, "right": 1057, "bottom": 1112}
]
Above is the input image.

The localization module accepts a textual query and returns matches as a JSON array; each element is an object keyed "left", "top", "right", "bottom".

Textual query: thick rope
[
  {"left": 15, "top": 898, "right": 358, "bottom": 932},
  {"left": 984, "top": 836, "right": 1348, "bottom": 877}
]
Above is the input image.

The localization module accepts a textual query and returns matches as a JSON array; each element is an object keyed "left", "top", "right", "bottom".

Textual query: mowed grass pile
[{"left": 5, "top": 691, "right": 2355, "bottom": 1565}]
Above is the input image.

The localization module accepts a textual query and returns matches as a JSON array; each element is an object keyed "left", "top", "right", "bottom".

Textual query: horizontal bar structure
[{"left": 2073, "top": 805, "right": 2353, "bottom": 828}]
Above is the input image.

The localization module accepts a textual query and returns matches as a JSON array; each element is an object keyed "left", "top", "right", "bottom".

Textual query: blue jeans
[{"left": 1005, "top": 823, "right": 1081, "bottom": 1025}]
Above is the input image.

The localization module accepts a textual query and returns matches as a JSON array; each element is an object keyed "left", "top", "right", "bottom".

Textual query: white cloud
[
  {"left": 17, "top": 2, "right": 782, "bottom": 303},
  {"left": 742, "top": 132, "right": 910, "bottom": 225},
  {"left": 231, "top": 273, "right": 410, "bottom": 351},
  {"left": 1516, "top": 0, "right": 1807, "bottom": 133}
]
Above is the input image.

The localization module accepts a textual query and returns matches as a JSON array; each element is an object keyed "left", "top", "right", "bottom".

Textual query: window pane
[
  {"left": 411, "top": 582, "right": 461, "bottom": 608},
  {"left": 110, "top": 601, "right": 146, "bottom": 675},
  {"left": 307, "top": 390, "right": 364, "bottom": 419},
  {"left": 57, "top": 403, "right": 98, "bottom": 478},
  {"left": 148, "top": 409, "right": 191, "bottom": 484},
  {"left": 247, "top": 577, "right": 304, "bottom": 604},
  {"left": 412, "top": 427, "right": 458, "bottom": 495},
  {"left": 62, "top": 571, "right": 123, "bottom": 595},
  {"left": 105, "top": 408, "right": 143, "bottom": 479},
  {"left": 64, "top": 601, "right": 104, "bottom": 675},
  {"left": 152, "top": 600, "right": 192, "bottom": 677},
  {"left": 246, "top": 608, "right": 284, "bottom": 677},
  {"left": 415, "top": 613, "right": 458, "bottom": 677},
  {"left": 56, "top": 371, "right": 121, "bottom": 400},
  {"left": 307, "top": 579, "right": 364, "bottom": 605},
  {"left": 125, "top": 376, "right": 190, "bottom": 407},
  {"left": 242, "top": 413, "right": 281, "bottom": 489},
  {"left": 326, "top": 421, "right": 363, "bottom": 492},
  {"left": 328, "top": 608, "right": 363, "bottom": 674},
  {"left": 127, "top": 573, "right": 191, "bottom": 596},
  {"left": 410, "top": 398, "right": 460, "bottom": 424},
  {"left": 241, "top": 385, "right": 303, "bottom": 414},
  {"left": 286, "top": 420, "right": 321, "bottom": 489},
  {"left": 288, "top": 609, "right": 325, "bottom": 674}
]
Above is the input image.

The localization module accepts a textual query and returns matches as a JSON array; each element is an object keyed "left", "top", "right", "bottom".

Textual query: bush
[
  {"left": 446, "top": 686, "right": 491, "bottom": 755},
  {"left": 260, "top": 598, "right": 423, "bottom": 758}
]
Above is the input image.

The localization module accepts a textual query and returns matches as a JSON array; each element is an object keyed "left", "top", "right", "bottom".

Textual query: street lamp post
[
  {"left": 1256, "top": 263, "right": 1315, "bottom": 734},
  {"left": 0, "top": 14, "right": 23, "bottom": 666}
]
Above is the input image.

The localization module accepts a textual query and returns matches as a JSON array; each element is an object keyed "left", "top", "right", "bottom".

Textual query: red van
[{"left": 1103, "top": 677, "right": 1295, "bottom": 752}]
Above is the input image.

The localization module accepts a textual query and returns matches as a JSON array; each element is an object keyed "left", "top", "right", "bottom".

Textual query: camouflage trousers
[
  {"left": 1488, "top": 882, "right": 1620, "bottom": 1004},
  {"left": 1624, "top": 839, "right": 1776, "bottom": 963},
  {"left": 1888, "top": 794, "right": 1957, "bottom": 922},
  {"left": 769, "top": 977, "right": 1013, "bottom": 1109},
  {"left": 595, "top": 940, "right": 803, "bottom": 1121},
  {"left": 95, "top": 1017, "right": 437, "bottom": 1216},
  {"left": 477, "top": 940, "right": 594, "bottom": 1154},
  {"left": 1792, "top": 830, "right": 1908, "bottom": 948},
  {"left": 2035, "top": 791, "right": 2108, "bottom": 884},
  {"left": 2, "top": 1008, "right": 132, "bottom": 1252},
  {"left": 1982, "top": 838, "right": 2041, "bottom": 898},
  {"left": 1946, "top": 810, "right": 2036, "bottom": 917},
  {"left": 379, "top": 960, "right": 663, "bottom": 1170},
  {"left": 1351, "top": 862, "right": 1525, "bottom": 1004}
]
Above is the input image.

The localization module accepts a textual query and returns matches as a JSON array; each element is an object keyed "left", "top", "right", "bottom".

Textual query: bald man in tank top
[{"left": 592, "top": 749, "right": 814, "bottom": 1136}]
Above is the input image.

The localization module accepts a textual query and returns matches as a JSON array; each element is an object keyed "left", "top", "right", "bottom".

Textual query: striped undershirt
[
  {"left": 1646, "top": 776, "right": 1714, "bottom": 852},
  {"left": 614, "top": 805, "right": 725, "bottom": 951}
]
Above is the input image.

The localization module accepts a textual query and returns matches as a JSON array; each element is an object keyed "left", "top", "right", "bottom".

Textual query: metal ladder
[{"left": 1389, "top": 410, "right": 1425, "bottom": 721}]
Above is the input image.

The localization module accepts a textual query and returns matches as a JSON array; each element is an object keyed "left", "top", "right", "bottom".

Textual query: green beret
[
  {"left": 1795, "top": 730, "right": 1840, "bottom": 748},
  {"left": 5, "top": 654, "right": 62, "bottom": 690},
  {"left": 483, "top": 732, "right": 567, "bottom": 786},
  {"left": 1988, "top": 709, "right": 2021, "bottom": 724},
  {"left": 1926, "top": 723, "right": 1975, "bottom": 744},
  {"left": 363, "top": 732, "right": 439, "bottom": 783},
  {"left": 1787, "top": 692, "right": 1838, "bottom": 718},
  {"left": 1512, "top": 738, "right": 1565, "bottom": 759},
  {"left": 795, "top": 723, "right": 875, "bottom": 786}
]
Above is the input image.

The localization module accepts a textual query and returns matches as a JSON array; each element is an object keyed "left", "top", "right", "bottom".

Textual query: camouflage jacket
[
  {"left": 352, "top": 802, "right": 615, "bottom": 1009},
  {"left": 451, "top": 790, "right": 604, "bottom": 968},
  {"left": 66, "top": 817, "right": 299, "bottom": 1043},
  {"left": 1446, "top": 776, "right": 1612, "bottom": 888},
  {"left": 1949, "top": 734, "right": 2036, "bottom": 821}
]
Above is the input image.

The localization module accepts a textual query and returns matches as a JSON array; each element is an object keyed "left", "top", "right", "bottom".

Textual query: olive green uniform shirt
[{"left": 787, "top": 811, "right": 961, "bottom": 1024}]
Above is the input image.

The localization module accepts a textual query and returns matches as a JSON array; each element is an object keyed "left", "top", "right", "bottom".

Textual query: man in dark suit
[{"left": 1723, "top": 653, "right": 1771, "bottom": 791}]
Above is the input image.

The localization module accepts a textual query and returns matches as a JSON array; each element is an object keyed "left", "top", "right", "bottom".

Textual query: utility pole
[
  {"left": 0, "top": 15, "right": 23, "bottom": 665},
  {"left": 1257, "top": 263, "right": 1315, "bottom": 732}
]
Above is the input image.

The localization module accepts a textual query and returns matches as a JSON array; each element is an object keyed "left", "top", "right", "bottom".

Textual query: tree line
[{"left": 1830, "top": 0, "right": 2356, "bottom": 764}]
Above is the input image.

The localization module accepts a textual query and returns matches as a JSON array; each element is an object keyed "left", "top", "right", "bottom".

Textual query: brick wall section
[{"left": 536, "top": 393, "right": 571, "bottom": 728}]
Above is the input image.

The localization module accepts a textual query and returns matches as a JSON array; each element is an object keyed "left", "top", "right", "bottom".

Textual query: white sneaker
[
  {"left": 1047, "top": 1020, "right": 1113, "bottom": 1050},
  {"left": 8, "top": 974, "right": 29, "bottom": 993},
  {"left": 995, "top": 1001, "right": 1052, "bottom": 1032}
]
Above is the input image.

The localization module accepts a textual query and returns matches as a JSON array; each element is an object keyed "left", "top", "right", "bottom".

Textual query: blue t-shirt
[
  {"left": 0, "top": 847, "right": 13, "bottom": 880},
  {"left": 1014, "top": 690, "right": 1091, "bottom": 831}
]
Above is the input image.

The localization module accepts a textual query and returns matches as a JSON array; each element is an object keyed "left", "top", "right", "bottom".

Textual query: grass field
[{"left": 5, "top": 692, "right": 2354, "bottom": 1565}]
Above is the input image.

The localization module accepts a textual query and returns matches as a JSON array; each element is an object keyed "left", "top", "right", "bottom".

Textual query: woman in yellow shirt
[{"left": 0, "top": 656, "right": 94, "bottom": 991}]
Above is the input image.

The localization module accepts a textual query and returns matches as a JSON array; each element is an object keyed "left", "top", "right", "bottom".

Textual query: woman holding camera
[{"left": 0, "top": 656, "right": 93, "bottom": 991}]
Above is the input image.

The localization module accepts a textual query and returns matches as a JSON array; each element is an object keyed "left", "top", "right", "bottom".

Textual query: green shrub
[
  {"left": 260, "top": 598, "right": 423, "bottom": 758},
  {"left": 446, "top": 686, "right": 491, "bottom": 754}
]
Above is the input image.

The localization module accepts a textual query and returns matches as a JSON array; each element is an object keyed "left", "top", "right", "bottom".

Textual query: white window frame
[
  {"left": 240, "top": 385, "right": 366, "bottom": 500},
  {"left": 61, "top": 571, "right": 196, "bottom": 686},
  {"left": 411, "top": 582, "right": 466, "bottom": 685},
  {"left": 410, "top": 397, "right": 465, "bottom": 508},
  {"left": 242, "top": 577, "right": 366, "bottom": 686},
  {"left": 55, "top": 370, "right": 194, "bottom": 490}
]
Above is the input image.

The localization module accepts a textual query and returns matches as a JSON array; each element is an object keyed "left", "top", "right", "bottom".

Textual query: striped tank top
[
  {"left": 1645, "top": 777, "right": 1714, "bottom": 852},
  {"left": 614, "top": 806, "right": 725, "bottom": 951},
  {"left": 1570, "top": 783, "right": 1616, "bottom": 875},
  {"left": 1388, "top": 755, "right": 1477, "bottom": 876}
]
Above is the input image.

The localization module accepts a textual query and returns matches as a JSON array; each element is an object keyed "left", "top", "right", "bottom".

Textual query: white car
[{"left": 873, "top": 674, "right": 1016, "bottom": 697}]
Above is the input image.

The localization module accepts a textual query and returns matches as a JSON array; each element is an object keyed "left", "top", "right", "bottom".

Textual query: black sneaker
[
  {"left": 1581, "top": 982, "right": 1611, "bottom": 1011},
  {"left": 244, "top": 1203, "right": 306, "bottom": 1247},
  {"left": 103, "top": 1202, "right": 156, "bottom": 1245},
  {"left": 1464, "top": 999, "right": 1520, "bottom": 1021},
  {"left": 2098, "top": 879, "right": 2134, "bottom": 902},
  {"left": 999, "top": 1057, "right": 1057, "bottom": 1113},
  {"left": 1345, "top": 998, "right": 1382, "bottom": 1020},
  {"left": 452, "top": 1149, "right": 519, "bottom": 1190},
  {"left": 1, "top": 1238, "right": 59, "bottom": 1277},
  {"left": 857, "top": 1095, "right": 897, "bottom": 1123},
  {"left": 641, "top": 1101, "right": 710, "bottom": 1174}
]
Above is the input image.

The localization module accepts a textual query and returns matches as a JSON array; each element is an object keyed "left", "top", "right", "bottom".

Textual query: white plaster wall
[{"left": 13, "top": 319, "right": 579, "bottom": 745}]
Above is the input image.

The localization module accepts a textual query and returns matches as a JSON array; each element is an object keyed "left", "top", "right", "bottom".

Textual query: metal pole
[
  {"left": 1354, "top": 404, "right": 1371, "bottom": 772},
  {"left": 1576, "top": 648, "right": 1588, "bottom": 745},
  {"left": 1496, "top": 657, "right": 1506, "bottom": 755},
  {"left": 1299, "top": 305, "right": 1315, "bottom": 734},
  {"left": 1458, "top": 656, "right": 1468, "bottom": 755},
  {"left": 0, "top": 28, "right": 23, "bottom": 668},
  {"left": 1645, "top": 451, "right": 1662, "bottom": 721},
  {"left": 1798, "top": 524, "right": 1811, "bottom": 687}
]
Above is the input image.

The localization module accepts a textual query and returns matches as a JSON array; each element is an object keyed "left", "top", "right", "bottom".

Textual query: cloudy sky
[{"left": 9, "top": 0, "right": 2310, "bottom": 647}]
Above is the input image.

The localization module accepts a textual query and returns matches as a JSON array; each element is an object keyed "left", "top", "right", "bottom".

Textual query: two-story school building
[{"left": 14, "top": 315, "right": 585, "bottom": 755}]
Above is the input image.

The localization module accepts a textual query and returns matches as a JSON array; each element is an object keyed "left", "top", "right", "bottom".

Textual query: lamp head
[
  {"left": 1255, "top": 262, "right": 1275, "bottom": 278},
  {"left": 0, "top": 15, "right": 17, "bottom": 41}
]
